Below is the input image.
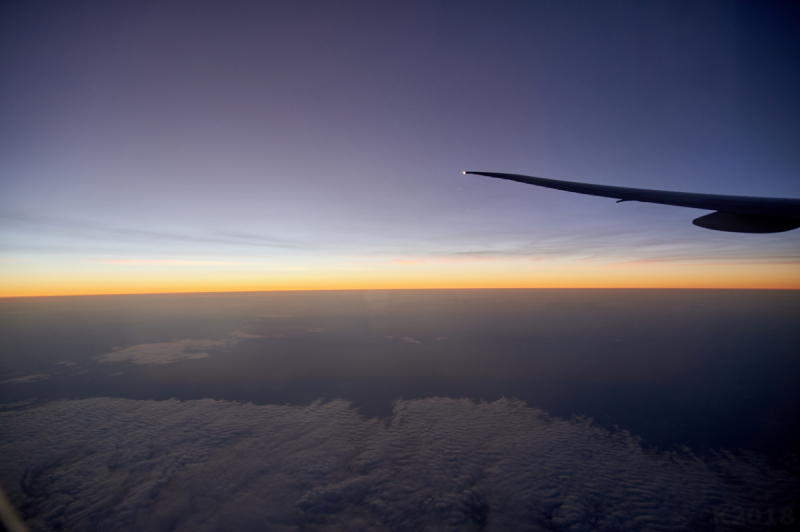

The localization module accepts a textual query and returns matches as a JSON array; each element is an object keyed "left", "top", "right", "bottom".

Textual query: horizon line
[{"left": 2, "top": 286, "right": 799, "bottom": 299}]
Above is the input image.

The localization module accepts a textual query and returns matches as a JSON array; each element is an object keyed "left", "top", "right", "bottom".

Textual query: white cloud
[{"left": 0, "top": 397, "right": 795, "bottom": 532}]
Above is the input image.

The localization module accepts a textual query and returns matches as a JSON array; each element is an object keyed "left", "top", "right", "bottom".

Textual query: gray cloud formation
[
  {"left": 96, "top": 339, "right": 220, "bottom": 365},
  {"left": 5, "top": 205, "right": 799, "bottom": 266},
  {"left": 0, "top": 397, "right": 796, "bottom": 531}
]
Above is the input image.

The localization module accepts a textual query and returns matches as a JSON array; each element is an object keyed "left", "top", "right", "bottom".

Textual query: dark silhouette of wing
[{"left": 465, "top": 171, "right": 800, "bottom": 233}]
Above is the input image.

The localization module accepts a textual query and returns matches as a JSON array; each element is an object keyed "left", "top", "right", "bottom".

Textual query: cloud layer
[{"left": 1, "top": 397, "right": 796, "bottom": 531}]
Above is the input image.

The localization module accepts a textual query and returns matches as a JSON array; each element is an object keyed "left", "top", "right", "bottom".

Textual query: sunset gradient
[
  {"left": 2, "top": 1, "right": 799, "bottom": 297},
  {"left": 2, "top": 256, "right": 799, "bottom": 298}
]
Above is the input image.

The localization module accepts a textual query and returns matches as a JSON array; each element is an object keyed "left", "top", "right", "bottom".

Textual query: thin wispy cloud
[
  {"left": 0, "top": 374, "right": 50, "bottom": 385},
  {"left": 0, "top": 211, "right": 299, "bottom": 251},
  {"left": 94, "top": 259, "right": 261, "bottom": 266}
]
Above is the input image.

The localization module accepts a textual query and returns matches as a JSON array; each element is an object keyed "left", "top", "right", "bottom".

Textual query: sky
[{"left": 2, "top": 0, "right": 800, "bottom": 296}]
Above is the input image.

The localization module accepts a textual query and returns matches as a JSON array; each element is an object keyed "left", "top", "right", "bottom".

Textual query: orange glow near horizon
[{"left": 2, "top": 257, "right": 799, "bottom": 297}]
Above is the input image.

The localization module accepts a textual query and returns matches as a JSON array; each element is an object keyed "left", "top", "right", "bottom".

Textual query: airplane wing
[{"left": 464, "top": 171, "right": 800, "bottom": 233}]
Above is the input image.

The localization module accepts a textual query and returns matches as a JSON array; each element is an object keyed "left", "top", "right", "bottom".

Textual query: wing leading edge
[{"left": 464, "top": 171, "right": 800, "bottom": 233}]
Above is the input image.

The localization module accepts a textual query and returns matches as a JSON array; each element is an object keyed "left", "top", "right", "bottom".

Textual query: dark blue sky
[{"left": 2, "top": 1, "right": 799, "bottom": 293}]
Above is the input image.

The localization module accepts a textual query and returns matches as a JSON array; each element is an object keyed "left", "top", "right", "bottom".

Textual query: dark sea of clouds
[{"left": 1, "top": 397, "right": 796, "bottom": 531}]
